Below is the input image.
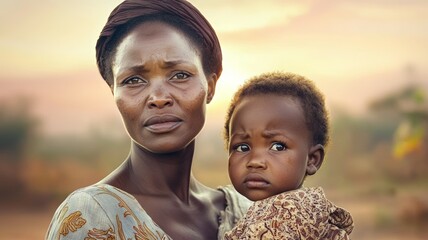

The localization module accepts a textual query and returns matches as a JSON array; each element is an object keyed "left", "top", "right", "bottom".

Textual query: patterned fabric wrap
[
  {"left": 224, "top": 187, "right": 354, "bottom": 240},
  {"left": 95, "top": 0, "right": 222, "bottom": 83}
]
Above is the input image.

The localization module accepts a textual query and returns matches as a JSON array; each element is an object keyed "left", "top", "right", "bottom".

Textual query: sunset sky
[{"left": 1, "top": 0, "right": 427, "bottom": 135}]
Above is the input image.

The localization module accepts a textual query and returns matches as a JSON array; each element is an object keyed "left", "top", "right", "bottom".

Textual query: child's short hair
[{"left": 224, "top": 72, "right": 329, "bottom": 148}]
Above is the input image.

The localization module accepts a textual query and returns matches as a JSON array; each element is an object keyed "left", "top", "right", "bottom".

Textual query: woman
[{"left": 45, "top": 1, "right": 250, "bottom": 239}]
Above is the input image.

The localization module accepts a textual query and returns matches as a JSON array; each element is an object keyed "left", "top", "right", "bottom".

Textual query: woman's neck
[{"left": 127, "top": 140, "right": 196, "bottom": 203}]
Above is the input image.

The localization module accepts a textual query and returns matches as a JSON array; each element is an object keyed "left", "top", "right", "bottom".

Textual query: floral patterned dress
[
  {"left": 45, "top": 184, "right": 250, "bottom": 240},
  {"left": 224, "top": 187, "right": 354, "bottom": 240}
]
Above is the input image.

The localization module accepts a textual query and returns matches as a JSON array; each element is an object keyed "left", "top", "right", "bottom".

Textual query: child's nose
[{"left": 246, "top": 153, "right": 267, "bottom": 169}]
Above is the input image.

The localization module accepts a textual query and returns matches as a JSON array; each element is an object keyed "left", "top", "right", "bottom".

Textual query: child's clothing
[{"left": 224, "top": 187, "right": 353, "bottom": 240}]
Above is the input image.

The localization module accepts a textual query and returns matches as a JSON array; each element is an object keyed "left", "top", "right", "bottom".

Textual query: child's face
[{"left": 228, "top": 95, "right": 313, "bottom": 201}]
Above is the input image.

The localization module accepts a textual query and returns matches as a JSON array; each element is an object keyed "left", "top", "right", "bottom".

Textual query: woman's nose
[
  {"left": 148, "top": 96, "right": 173, "bottom": 109},
  {"left": 147, "top": 84, "right": 173, "bottom": 109}
]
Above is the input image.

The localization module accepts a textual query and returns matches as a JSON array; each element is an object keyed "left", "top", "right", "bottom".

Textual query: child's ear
[{"left": 306, "top": 144, "right": 324, "bottom": 176}]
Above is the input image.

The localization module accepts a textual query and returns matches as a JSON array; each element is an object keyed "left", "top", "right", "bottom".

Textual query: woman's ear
[
  {"left": 206, "top": 73, "right": 218, "bottom": 104},
  {"left": 306, "top": 144, "right": 325, "bottom": 176}
]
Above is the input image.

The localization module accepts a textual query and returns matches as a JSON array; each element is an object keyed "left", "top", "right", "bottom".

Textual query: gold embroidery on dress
[
  {"left": 98, "top": 186, "right": 136, "bottom": 219},
  {"left": 84, "top": 227, "right": 115, "bottom": 240},
  {"left": 96, "top": 185, "right": 170, "bottom": 240},
  {"left": 54, "top": 205, "right": 69, "bottom": 240},
  {"left": 116, "top": 214, "right": 127, "bottom": 240},
  {"left": 134, "top": 224, "right": 157, "bottom": 240},
  {"left": 59, "top": 211, "right": 87, "bottom": 236},
  {"left": 134, "top": 223, "right": 169, "bottom": 240}
]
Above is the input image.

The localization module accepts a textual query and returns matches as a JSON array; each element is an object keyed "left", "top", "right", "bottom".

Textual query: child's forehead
[
  {"left": 240, "top": 93, "right": 302, "bottom": 106},
  {"left": 233, "top": 94, "right": 306, "bottom": 123},
  {"left": 230, "top": 94, "right": 311, "bottom": 142}
]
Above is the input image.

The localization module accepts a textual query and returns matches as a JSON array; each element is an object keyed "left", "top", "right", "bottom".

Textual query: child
[{"left": 223, "top": 72, "right": 354, "bottom": 239}]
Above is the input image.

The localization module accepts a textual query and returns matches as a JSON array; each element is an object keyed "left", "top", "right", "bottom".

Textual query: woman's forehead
[{"left": 112, "top": 21, "right": 201, "bottom": 71}]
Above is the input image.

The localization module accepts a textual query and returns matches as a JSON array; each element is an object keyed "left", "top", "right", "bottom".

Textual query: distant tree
[
  {"left": 0, "top": 98, "right": 39, "bottom": 199},
  {"left": 0, "top": 99, "right": 38, "bottom": 162}
]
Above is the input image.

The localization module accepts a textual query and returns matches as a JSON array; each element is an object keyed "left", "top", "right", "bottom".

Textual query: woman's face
[{"left": 111, "top": 21, "right": 216, "bottom": 153}]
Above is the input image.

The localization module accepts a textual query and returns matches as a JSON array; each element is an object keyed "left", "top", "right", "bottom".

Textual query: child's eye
[
  {"left": 270, "top": 142, "right": 286, "bottom": 151},
  {"left": 234, "top": 144, "right": 250, "bottom": 152}
]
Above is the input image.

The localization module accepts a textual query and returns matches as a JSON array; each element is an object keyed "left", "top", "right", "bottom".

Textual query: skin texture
[
  {"left": 228, "top": 95, "right": 324, "bottom": 201},
  {"left": 99, "top": 21, "right": 222, "bottom": 240}
]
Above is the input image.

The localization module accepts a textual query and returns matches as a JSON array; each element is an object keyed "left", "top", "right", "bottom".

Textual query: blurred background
[{"left": 1, "top": 0, "right": 427, "bottom": 239}]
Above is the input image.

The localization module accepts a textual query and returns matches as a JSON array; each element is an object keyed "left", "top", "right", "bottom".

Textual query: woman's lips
[
  {"left": 244, "top": 173, "right": 270, "bottom": 189},
  {"left": 143, "top": 115, "right": 183, "bottom": 133}
]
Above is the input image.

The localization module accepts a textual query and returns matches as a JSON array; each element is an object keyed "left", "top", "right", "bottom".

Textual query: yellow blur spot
[{"left": 393, "top": 121, "right": 424, "bottom": 159}]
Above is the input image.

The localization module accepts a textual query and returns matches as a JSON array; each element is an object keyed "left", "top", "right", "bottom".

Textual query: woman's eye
[
  {"left": 172, "top": 72, "right": 190, "bottom": 80},
  {"left": 270, "top": 142, "right": 286, "bottom": 151},
  {"left": 123, "top": 77, "right": 145, "bottom": 85},
  {"left": 234, "top": 144, "right": 250, "bottom": 152}
]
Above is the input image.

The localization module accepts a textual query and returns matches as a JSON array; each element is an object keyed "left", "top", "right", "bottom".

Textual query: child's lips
[{"left": 243, "top": 174, "right": 270, "bottom": 188}]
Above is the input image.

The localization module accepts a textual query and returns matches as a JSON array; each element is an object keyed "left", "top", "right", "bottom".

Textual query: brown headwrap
[{"left": 95, "top": 0, "right": 222, "bottom": 85}]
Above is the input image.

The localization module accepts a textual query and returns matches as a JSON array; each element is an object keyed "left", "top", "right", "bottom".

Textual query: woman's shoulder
[
  {"left": 45, "top": 183, "right": 171, "bottom": 240},
  {"left": 66, "top": 183, "right": 137, "bottom": 204},
  {"left": 52, "top": 183, "right": 138, "bottom": 216}
]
